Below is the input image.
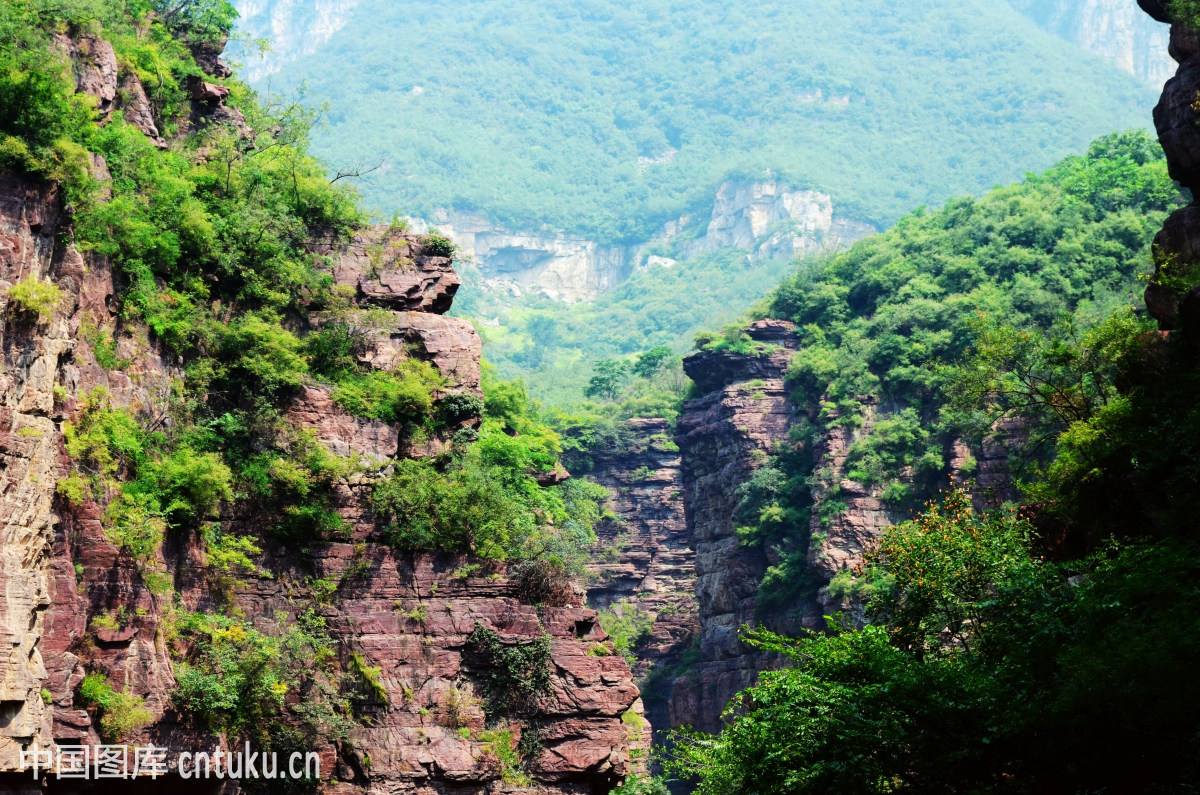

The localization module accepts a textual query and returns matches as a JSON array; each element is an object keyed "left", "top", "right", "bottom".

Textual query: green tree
[
  {"left": 632, "top": 345, "right": 672, "bottom": 378},
  {"left": 584, "top": 359, "right": 631, "bottom": 400}
]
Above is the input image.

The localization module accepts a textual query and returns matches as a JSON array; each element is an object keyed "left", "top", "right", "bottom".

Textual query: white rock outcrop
[{"left": 414, "top": 180, "right": 873, "bottom": 304}]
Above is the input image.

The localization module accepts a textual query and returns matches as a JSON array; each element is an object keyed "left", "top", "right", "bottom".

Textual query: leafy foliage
[
  {"left": 330, "top": 360, "right": 443, "bottom": 424},
  {"left": 154, "top": 0, "right": 239, "bottom": 44},
  {"left": 172, "top": 610, "right": 349, "bottom": 744},
  {"left": 596, "top": 602, "right": 654, "bottom": 665},
  {"left": 79, "top": 672, "right": 154, "bottom": 742},
  {"left": 466, "top": 624, "right": 552, "bottom": 719},
  {"left": 236, "top": 0, "right": 1151, "bottom": 242},
  {"left": 372, "top": 374, "right": 606, "bottom": 565},
  {"left": 727, "top": 131, "right": 1181, "bottom": 606},
  {"left": 6, "top": 276, "right": 64, "bottom": 322},
  {"left": 666, "top": 493, "right": 1200, "bottom": 794},
  {"left": 477, "top": 726, "right": 531, "bottom": 787},
  {"left": 61, "top": 389, "right": 233, "bottom": 563},
  {"left": 612, "top": 775, "right": 671, "bottom": 795}
]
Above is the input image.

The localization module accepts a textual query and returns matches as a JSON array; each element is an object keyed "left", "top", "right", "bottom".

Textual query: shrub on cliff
[
  {"left": 172, "top": 610, "right": 349, "bottom": 744},
  {"left": 421, "top": 232, "right": 456, "bottom": 258},
  {"left": 153, "top": 0, "right": 238, "bottom": 44},
  {"left": 330, "top": 360, "right": 444, "bottom": 424},
  {"left": 6, "top": 276, "right": 64, "bottom": 322},
  {"left": 79, "top": 672, "right": 154, "bottom": 743},
  {"left": 373, "top": 457, "right": 536, "bottom": 556},
  {"left": 466, "top": 624, "right": 552, "bottom": 719}
]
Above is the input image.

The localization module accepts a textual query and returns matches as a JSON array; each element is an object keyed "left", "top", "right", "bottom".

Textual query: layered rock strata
[
  {"left": 668, "top": 320, "right": 1019, "bottom": 733},
  {"left": 669, "top": 321, "right": 798, "bottom": 733},
  {"left": 583, "top": 419, "right": 696, "bottom": 741},
  {"left": 0, "top": 25, "right": 640, "bottom": 795}
]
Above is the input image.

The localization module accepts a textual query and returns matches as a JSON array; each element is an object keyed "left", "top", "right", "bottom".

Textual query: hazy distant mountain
[
  {"left": 1013, "top": 0, "right": 1172, "bottom": 87},
  {"left": 230, "top": 0, "right": 1154, "bottom": 241},
  {"left": 229, "top": 0, "right": 1161, "bottom": 400}
]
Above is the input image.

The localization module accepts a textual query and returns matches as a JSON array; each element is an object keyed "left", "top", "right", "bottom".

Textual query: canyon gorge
[{"left": 0, "top": 0, "right": 1195, "bottom": 792}]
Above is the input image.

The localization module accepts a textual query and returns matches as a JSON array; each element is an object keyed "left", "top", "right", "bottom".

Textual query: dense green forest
[
  {"left": 235, "top": 0, "right": 1153, "bottom": 241},
  {"left": 230, "top": 0, "right": 1162, "bottom": 403},
  {"left": 455, "top": 248, "right": 794, "bottom": 405},
  {"left": 660, "top": 131, "right": 1200, "bottom": 793}
]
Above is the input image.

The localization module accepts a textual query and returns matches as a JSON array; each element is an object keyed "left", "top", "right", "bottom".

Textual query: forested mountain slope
[
  {"left": 1014, "top": 0, "right": 1173, "bottom": 86},
  {"left": 234, "top": 0, "right": 1154, "bottom": 241},
  {"left": 651, "top": 3, "right": 1200, "bottom": 787},
  {"left": 229, "top": 0, "right": 1164, "bottom": 404}
]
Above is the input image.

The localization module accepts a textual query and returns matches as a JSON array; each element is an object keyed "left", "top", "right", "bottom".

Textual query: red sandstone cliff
[
  {"left": 583, "top": 418, "right": 696, "bottom": 745},
  {"left": 666, "top": 319, "right": 1018, "bottom": 733},
  {"left": 0, "top": 26, "right": 640, "bottom": 795},
  {"left": 669, "top": 320, "right": 798, "bottom": 733}
]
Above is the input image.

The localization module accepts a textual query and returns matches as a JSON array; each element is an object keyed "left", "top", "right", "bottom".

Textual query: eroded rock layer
[
  {"left": 669, "top": 321, "right": 798, "bottom": 733},
  {"left": 667, "top": 319, "right": 1017, "bottom": 734},
  {"left": 584, "top": 419, "right": 696, "bottom": 742},
  {"left": 0, "top": 26, "right": 639, "bottom": 795}
]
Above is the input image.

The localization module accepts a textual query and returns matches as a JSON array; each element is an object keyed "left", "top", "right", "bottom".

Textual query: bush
[
  {"left": 331, "top": 359, "right": 443, "bottom": 424},
  {"left": 612, "top": 775, "right": 670, "bottom": 795},
  {"left": 466, "top": 624, "right": 552, "bottom": 718},
  {"left": 63, "top": 389, "right": 147, "bottom": 485},
  {"left": 103, "top": 491, "right": 167, "bottom": 562},
  {"left": 153, "top": 0, "right": 238, "bottom": 43},
  {"left": 6, "top": 276, "right": 63, "bottom": 322},
  {"left": 477, "top": 726, "right": 530, "bottom": 786},
  {"left": 347, "top": 652, "right": 389, "bottom": 706},
  {"left": 305, "top": 323, "right": 362, "bottom": 379},
  {"left": 172, "top": 610, "right": 339, "bottom": 742},
  {"left": 78, "top": 672, "right": 154, "bottom": 742},
  {"left": 438, "top": 392, "right": 484, "bottom": 426},
  {"left": 222, "top": 314, "right": 308, "bottom": 399},
  {"left": 421, "top": 233, "right": 456, "bottom": 258},
  {"left": 372, "top": 457, "right": 535, "bottom": 558},
  {"left": 511, "top": 558, "right": 575, "bottom": 606},
  {"left": 596, "top": 602, "right": 654, "bottom": 664},
  {"left": 201, "top": 525, "right": 263, "bottom": 576},
  {"left": 141, "top": 447, "right": 233, "bottom": 524}
]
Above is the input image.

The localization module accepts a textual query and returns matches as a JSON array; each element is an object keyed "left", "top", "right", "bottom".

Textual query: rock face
[
  {"left": 410, "top": 212, "right": 636, "bottom": 304},
  {"left": 232, "top": 0, "right": 363, "bottom": 81},
  {"left": 677, "top": 180, "right": 873, "bottom": 263},
  {"left": 224, "top": 548, "right": 643, "bottom": 794},
  {"left": 0, "top": 174, "right": 70, "bottom": 767},
  {"left": 666, "top": 319, "right": 1019, "bottom": 734},
  {"left": 0, "top": 26, "right": 640, "bottom": 795},
  {"left": 412, "top": 182, "right": 872, "bottom": 304},
  {"left": 1017, "top": 0, "right": 1172, "bottom": 87},
  {"left": 583, "top": 419, "right": 696, "bottom": 742},
  {"left": 669, "top": 321, "right": 799, "bottom": 732},
  {"left": 1146, "top": 2, "right": 1200, "bottom": 347},
  {"left": 329, "top": 227, "right": 463, "bottom": 313}
]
